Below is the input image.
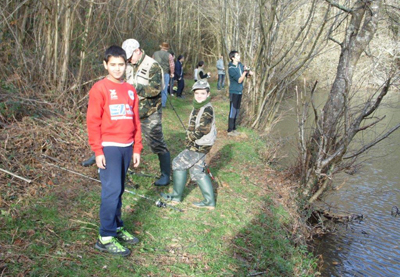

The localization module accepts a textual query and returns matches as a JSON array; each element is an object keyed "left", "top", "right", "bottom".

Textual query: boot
[
  {"left": 193, "top": 175, "right": 216, "bottom": 209},
  {"left": 82, "top": 154, "right": 96, "bottom": 167},
  {"left": 153, "top": 151, "right": 171, "bottom": 186},
  {"left": 227, "top": 118, "right": 235, "bottom": 133},
  {"left": 160, "top": 170, "right": 187, "bottom": 202}
]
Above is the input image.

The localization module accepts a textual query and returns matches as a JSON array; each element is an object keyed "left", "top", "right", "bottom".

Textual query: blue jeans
[
  {"left": 161, "top": 73, "right": 170, "bottom": 107},
  {"left": 99, "top": 145, "right": 132, "bottom": 237},
  {"left": 217, "top": 74, "right": 225, "bottom": 90}
]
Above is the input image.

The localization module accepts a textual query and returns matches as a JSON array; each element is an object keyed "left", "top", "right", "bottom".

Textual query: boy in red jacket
[{"left": 87, "top": 45, "right": 142, "bottom": 256}]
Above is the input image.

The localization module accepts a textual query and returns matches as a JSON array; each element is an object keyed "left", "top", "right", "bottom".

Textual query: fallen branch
[
  {"left": 42, "top": 160, "right": 100, "bottom": 183},
  {"left": 0, "top": 167, "right": 32, "bottom": 183}
]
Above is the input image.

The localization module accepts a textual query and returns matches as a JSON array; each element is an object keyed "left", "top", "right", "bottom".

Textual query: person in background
[
  {"left": 169, "top": 52, "right": 175, "bottom": 96},
  {"left": 194, "top": 64, "right": 199, "bottom": 82},
  {"left": 216, "top": 55, "right": 225, "bottom": 90},
  {"left": 196, "top": 61, "right": 210, "bottom": 81},
  {"left": 227, "top": 50, "right": 253, "bottom": 136},
  {"left": 87, "top": 45, "right": 142, "bottom": 256},
  {"left": 174, "top": 55, "right": 185, "bottom": 98},
  {"left": 153, "top": 42, "right": 174, "bottom": 108}
]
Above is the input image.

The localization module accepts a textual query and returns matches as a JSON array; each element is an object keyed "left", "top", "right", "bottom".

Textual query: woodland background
[{"left": 1, "top": 0, "right": 400, "bottom": 205}]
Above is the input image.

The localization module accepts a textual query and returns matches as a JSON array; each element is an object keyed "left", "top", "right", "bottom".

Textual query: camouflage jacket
[
  {"left": 186, "top": 105, "right": 213, "bottom": 153},
  {"left": 125, "top": 51, "right": 163, "bottom": 119}
]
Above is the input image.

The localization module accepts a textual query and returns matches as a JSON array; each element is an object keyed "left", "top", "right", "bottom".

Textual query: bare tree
[{"left": 297, "top": 0, "right": 400, "bottom": 203}]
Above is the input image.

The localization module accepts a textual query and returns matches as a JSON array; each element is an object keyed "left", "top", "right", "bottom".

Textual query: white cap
[{"left": 122, "top": 39, "right": 140, "bottom": 59}]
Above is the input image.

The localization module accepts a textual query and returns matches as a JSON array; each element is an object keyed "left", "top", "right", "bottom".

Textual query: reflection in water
[{"left": 273, "top": 94, "right": 400, "bottom": 276}]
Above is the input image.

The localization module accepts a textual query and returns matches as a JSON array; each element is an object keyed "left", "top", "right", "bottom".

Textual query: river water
[{"left": 273, "top": 93, "right": 400, "bottom": 276}]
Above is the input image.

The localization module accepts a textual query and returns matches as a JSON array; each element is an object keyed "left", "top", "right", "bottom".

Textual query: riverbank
[{"left": 0, "top": 81, "right": 318, "bottom": 276}]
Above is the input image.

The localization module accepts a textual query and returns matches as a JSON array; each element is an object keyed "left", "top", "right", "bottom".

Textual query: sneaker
[
  {"left": 116, "top": 227, "right": 139, "bottom": 244},
  {"left": 227, "top": 131, "right": 238, "bottom": 136},
  {"left": 95, "top": 236, "right": 131, "bottom": 256}
]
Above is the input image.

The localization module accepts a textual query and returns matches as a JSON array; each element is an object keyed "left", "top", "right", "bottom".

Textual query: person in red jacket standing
[{"left": 87, "top": 45, "right": 143, "bottom": 257}]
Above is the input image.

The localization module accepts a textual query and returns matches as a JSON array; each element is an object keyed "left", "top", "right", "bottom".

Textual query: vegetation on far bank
[{"left": 0, "top": 81, "right": 318, "bottom": 276}]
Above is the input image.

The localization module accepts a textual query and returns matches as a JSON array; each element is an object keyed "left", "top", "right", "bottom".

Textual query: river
[{"left": 273, "top": 93, "right": 400, "bottom": 276}]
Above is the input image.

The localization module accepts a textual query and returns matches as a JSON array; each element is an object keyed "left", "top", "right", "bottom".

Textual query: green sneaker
[
  {"left": 116, "top": 227, "right": 139, "bottom": 244},
  {"left": 95, "top": 236, "right": 130, "bottom": 256}
]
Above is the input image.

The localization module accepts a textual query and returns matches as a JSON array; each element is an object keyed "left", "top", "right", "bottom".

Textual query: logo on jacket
[
  {"left": 110, "top": 89, "right": 118, "bottom": 100},
  {"left": 128, "top": 90, "right": 134, "bottom": 100}
]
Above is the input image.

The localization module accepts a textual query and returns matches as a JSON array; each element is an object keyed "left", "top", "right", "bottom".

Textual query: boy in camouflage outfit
[{"left": 161, "top": 80, "right": 216, "bottom": 209}]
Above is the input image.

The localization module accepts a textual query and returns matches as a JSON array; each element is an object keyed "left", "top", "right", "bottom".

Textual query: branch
[
  {"left": 0, "top": 167, "right": 32, "bottom": 183},
  {"left": 308, "top": 176, "right": 329, "bottom": 204},
  {"left": 363, "top": 78, "right": 391, "bottom": 118},
  {"left": 356, "top": 116, "right": 385, "bottom": 132},
  {"left": 328, "top": 36, "right": 343, "bottom": 47},
  {"left": 325, "top": 0, "right": 352, "bottom": 13},
  {"left": 344, "top": 123, "right": 400, "bottom": 159}
]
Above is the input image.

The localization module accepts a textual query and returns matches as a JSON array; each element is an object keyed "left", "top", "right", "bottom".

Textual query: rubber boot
[
  {"left": 193, "top": 175, "right": 216, "bottom": 209},
  {"left": 82, "top": 154, "right": 96, "bottom": 167},
  {"left": 160, "top": 170, "right": 187, "bottom": 202},
  {"left": 153, "top": 151, "right": 171, "bottom": 186}
]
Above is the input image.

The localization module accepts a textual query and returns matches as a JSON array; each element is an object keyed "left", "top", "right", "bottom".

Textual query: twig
[
  {"left": 42, "top": 160, "right": 100, "bottom": 183},
  {"left": 69, "top": 219, "right": 98, "bottom": 227},
  {"left": 145, "top": 231, "right": 156, "bottom": 241},
  {"left": 0, "top": 167, "right": 32, "bottom": 183},
  {"left": 41, "top": 153, "right": 61, "bottom": 163}
]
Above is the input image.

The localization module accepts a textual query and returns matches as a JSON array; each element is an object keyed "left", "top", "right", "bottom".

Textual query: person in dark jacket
[
  {"left": 227, "top": 50, "right": 254, "bottom": 136},
  {"left": 174, "top": 55, "right": 185, "bottom": 98}
]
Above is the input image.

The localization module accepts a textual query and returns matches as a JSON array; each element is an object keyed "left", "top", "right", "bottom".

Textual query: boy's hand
[
  {"left": 132, "top": 153, "right": 141, "bottom": 168},
  {"left": 96, "top": 155, "right": 106, "bottom": 169}
]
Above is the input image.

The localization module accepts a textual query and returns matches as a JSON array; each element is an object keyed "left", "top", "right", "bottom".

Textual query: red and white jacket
[{"left": 86, "top": 78, "right": 142, "bottom": 156}]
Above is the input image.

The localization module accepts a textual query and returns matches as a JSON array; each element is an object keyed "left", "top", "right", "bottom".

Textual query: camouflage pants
[
  {"left": 141, "top": 110, "right": 169, "bottom": 154},
  {"left": 172, "top": 149, "right": 207, "bottom": 181}
]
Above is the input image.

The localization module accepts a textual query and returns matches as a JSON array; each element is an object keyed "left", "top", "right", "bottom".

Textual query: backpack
[{"left": 189, "top": 102, "right": 217, "bottom": 146}]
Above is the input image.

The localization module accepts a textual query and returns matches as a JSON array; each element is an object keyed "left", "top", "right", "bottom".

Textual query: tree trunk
[
  {"left": 304, "top": 0, "right": 383, "bottom": 199},
  {"left": 58, "top": 1, "right": 74, "bottom": 92},
  {"left": 76, "top": 0, "right": 94, "bottom": 93}
]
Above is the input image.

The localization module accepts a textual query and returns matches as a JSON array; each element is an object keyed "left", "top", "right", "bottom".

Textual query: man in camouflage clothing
[
  {"left": 82, "top": 39, "right": 171, "bottom": 187},
  {"left": 122, "top": 39, "right": 171, "bottom": 186}
]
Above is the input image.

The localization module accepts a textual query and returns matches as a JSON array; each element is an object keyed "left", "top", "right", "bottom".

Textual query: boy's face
[
  {"left": 232, "top": 53, "right": 240, "bottom": 63},
  {"left": 194, "top": 89, "right": 210, "bottom": 103},
  {"left": 103, "top": 56, "right": 126, "bottom": 83}
]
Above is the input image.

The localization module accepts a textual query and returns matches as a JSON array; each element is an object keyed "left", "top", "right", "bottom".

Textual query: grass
[{"left": 0, "top": 80, "right": 317, "bottom": 276}]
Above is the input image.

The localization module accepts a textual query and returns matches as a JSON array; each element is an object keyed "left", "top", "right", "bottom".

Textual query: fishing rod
[
  {"left": 167, "top": 96, "right": 187, "bottom": 131},
  {"left": 41, "top": 157, "right": 182, "bottom": 212},
  {"left": 124, "top": 186, "right": 183, "bottom": 212}
]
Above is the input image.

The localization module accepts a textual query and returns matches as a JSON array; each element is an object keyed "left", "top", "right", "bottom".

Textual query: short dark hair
[
  {"left": 104, "top": 45, "right": 127, "bottom": 63},
  {"left": 229, "top": 51, "right": 238, "bottom": 61},
  {"left": 197, "top": 61, "right": 205, "bottom": 67},
  {"left": 177, "top": 55, "right": 184, "bottom": 61}
]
